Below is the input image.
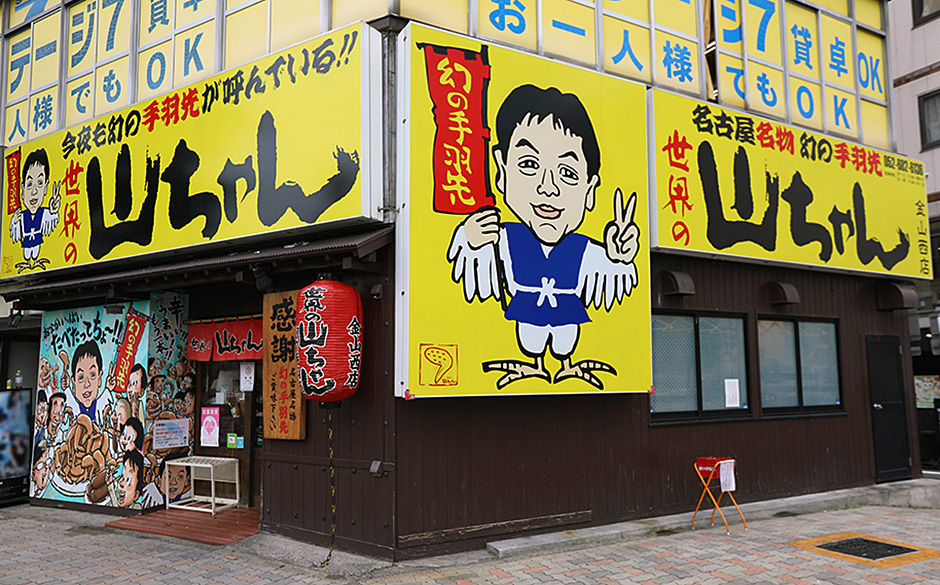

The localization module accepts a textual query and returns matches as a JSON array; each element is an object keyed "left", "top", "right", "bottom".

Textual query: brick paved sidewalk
[
  {"left": 2, "top": 503, "right": 940, "bottom": 585},
  {"left": 366, "top": 507, "right": 940, "bottom": 585}
]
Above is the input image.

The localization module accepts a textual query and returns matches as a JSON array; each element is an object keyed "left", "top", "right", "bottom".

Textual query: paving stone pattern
[{"left": 3, "top": 504, "right": 940, "bottom": 584}]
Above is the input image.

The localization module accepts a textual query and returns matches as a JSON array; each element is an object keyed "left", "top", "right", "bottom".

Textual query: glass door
[{"left": 194, "top": 360, "right": 262, "bottom": 507}]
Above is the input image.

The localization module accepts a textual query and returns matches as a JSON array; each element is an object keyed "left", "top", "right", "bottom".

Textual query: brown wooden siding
[
  {"left": 392, "top": 252, "right": 920, "bottom": 558},
  {"left": 260, "top": 248, "right": 397, "bottom": 559}
]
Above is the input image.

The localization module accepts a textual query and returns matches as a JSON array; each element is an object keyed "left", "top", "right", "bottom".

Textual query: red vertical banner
[
  {"left": 6, "top": 149, "right": 21, "bottom": 215},
  {"left": 420, "top": 43, "right": 493, "bottom": 214},
  {"left": 113, "top": 309, "right": 147, "bottom": 393}
]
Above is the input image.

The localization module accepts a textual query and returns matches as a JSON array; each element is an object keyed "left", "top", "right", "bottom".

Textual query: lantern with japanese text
[{"left": 296, "top": 281, "right": 363, "bottom": 402}]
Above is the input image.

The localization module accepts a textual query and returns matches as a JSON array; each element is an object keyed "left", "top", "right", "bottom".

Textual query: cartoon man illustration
[
  {"left": 9, "top": 148, "right": 60, "bottom": 273},
  {"left": 116, "top": 450, "right": 144, "bottom": 508},
  {"left": 448, "top": 85, "right": 640, "bottom": 390},
  {"left": 64, "top": 340, "right": 116, "bottom": 425}
]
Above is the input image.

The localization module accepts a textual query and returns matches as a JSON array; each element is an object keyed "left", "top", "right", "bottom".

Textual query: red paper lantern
[{"left": 296, "top": 281, "right": 363, "bottom": 402}]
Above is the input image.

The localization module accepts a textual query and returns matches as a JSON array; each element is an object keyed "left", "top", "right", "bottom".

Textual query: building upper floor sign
[
  {"left": 651, "top": 89, "right": 931, "bottom": 280},
  {"left": 1, "top": 22, "right": 381, "bottom": 278}
]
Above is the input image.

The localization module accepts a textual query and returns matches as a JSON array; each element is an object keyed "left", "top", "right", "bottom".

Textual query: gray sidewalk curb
[{"left": 487, "top": 478, "right": 940, "bottom": 559}]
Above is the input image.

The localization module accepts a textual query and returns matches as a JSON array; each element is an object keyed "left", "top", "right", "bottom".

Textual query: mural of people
[
  {"left": 448, "top": 85, "right": 641, "bottom": 390},
  {"left": 9, "top": 148, "right": 60, "bottom": 273},
  {"left": 30, "top": 294, "right": 192, "bottom": 506}
]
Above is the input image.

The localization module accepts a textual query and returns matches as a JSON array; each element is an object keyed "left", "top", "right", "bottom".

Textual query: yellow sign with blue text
[
  {"left": 2, "top": 23, "right": 380, "bottom": 279},
  {"left": 397, "top": 24, "right": 651, "bottom": 398},
  {"left": 652, "top": 90, "right": 930, "bottom": 279}
]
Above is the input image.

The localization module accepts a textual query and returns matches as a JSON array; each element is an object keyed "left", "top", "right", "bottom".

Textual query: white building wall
[{"left": 888, "top": 0, "right": 940, "bottom": 197}]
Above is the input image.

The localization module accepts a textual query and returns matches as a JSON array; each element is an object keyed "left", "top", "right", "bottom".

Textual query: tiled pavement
[{"left": 3, "top": 503, "right": 940, "bottom": 585}]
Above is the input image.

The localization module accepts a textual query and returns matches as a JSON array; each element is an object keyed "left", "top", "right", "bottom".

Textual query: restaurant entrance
[{"left": 193, "top": 360, "right": 264, "bottom": 507}]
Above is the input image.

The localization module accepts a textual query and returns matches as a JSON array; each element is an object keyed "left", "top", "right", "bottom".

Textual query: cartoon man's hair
[
  {"left": 493, "top": 84, "right": 601, "bottom": 188},
  {"left": 129, "top": 363, "right": 148, "bottom": 390},
  {"left": 123, "top": 417, "right": 145, "bottom": 450},
  {"left": 48, "top": 391, "right": 66, "bottom": 406},
  {"left": 71, "top": 340, "right": 103, "bottom": 380},
  {"left": 37, "top": 389, "right": 47, "bottom": 405},
  {"left": 182, "top": 372, "right": 195, "bottom": 385},
  {"left": 22, "top": 148, "right": 50, "bottom": 182},
  {"left": 123, "top": 450, "right": 144, "bottom": 496}
]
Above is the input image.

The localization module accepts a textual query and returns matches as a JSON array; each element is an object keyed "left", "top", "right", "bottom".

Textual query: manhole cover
[{"left": 816, "top": 537, "right": 917, "bottom": 560}]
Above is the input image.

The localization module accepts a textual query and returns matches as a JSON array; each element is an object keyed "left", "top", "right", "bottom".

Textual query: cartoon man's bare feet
[
  {"left": 483, "top": 356, "right": 551, "bottom": 389},
  {"left": 554, "top": 358, "right": 616, "bottom": 389},
  {"left": 15, "top": 262, "right": 30, "bottom": 274},
  {"left": 33, "top": 258, "right": 50, "bottom": 270}
]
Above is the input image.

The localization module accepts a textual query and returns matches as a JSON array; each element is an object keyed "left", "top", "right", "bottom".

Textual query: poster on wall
[
  {"left": 915, "top": 375, "right": 940, "bottom": 410},
  {"left": 396, "top": 23, "right": 652, "bottom": 398},
  {"left": 30, "top": 293, "right": 195, "bottom": 509},
  {"left": 201, "top": 407, "right": 220, "bottom": 447},
  {"left": 650, "top": 89, "right": 930, "bottom": 279},
  {"left": 1, "top": 22, "right": 382, "bottom": 279},
  {"left": 31, "top": 302, "right": 150, "bottom": 506}
]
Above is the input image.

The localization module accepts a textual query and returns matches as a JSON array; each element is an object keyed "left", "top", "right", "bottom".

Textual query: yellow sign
[
  {"left": 652, "top": 90, "right": 931, "bottom": 280},
  {"left": 399, "top": 24, "right": 652, "bottom": 398},
  {"left": 1, "top": 23, "right": 380, "bottom": 279},
  {"left": 542, "top": 0, "right": 596, "bottom": 66}
]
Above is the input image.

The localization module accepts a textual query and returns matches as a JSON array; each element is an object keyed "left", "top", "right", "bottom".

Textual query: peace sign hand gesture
[
  {"left": 604, "top": 188, "right": 640, "bottom": 265},
  {"left": 49, "top": 181, "right": 61, "bottom": 215}
]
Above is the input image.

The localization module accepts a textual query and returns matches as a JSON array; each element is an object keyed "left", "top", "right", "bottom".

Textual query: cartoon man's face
[
  {"left": 494, "top": 114, "right": 599, "bottom": 246},
  {"left": 127, "top": 370, "right": 143, "bottom": 399},
  {"left": 113, "top": 402, "right": 128, "bottom": 427},
  {"left": 177, "top": 393, "right": 194, "bottom": 416},
  {"left": 117, "top": 462, "right": 139, "bottom": 507},
  {"left": 166, "top": 465, "right": 190, "bottom": 500},
  {"left": 35, "top": 400, "right": 48, "bottom": 428},
  {"left": 48, "top": 395, "right": 65, "bottom": 433},
  {"left": 73, "top": 354, "right": 101, "bottom": 409},
  {"left": 21, "top": 161, "right": 47, "bottom": 215},
  {"left": 120, "top": 424, "right": 137, "bottom": 453},
  {"left": 32, "top": 452, "right": 50, "bottom": 493}
]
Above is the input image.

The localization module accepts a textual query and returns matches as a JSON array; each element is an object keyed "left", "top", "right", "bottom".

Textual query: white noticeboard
[
  {"left": 724, "top": 379, "right": 740, "bottom": 408},
  {"left": 153, "top": 418, "right": 190, "bottom": 450},
  {"left": 240, "top": 361, "right": 255, "bottom": 392}
]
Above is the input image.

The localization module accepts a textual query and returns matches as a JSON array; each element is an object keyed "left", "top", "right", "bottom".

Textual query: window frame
[
  {"left": 650, "top": 310, "right": 752, "bottom": 424},
  {"left": 919, "top": 88, "right": 940, "bottom": 152},
  {"left": 757, "top": 316, "right": 844, "bottom": 417},
  {"left": 913, "top": 0, "right": 940, "bottom": 28}
]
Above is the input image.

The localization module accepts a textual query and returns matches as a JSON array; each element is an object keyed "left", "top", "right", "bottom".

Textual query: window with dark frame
[
  {"left": 758, "top": 319, "right": 842, "bottom": 414},
  {"left": 651, "top": 313, "right": 749, "bottom": 421},
  {"left": 920, "top": 89, "right": 940, "bottom": 151},
  {"left": 913, "top": 0, "right": 940, "bottom": 27}
]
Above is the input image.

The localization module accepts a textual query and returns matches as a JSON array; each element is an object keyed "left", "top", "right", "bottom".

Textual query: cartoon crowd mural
[
  {"left": 30, "top": 292, "right": 193, "bottom": 508},
  {"left": 400, "top": 25, "right": 653, "bottom": 398}
]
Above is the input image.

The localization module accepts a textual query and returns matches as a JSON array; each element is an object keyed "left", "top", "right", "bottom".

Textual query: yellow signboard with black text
[
  {"left": 2, "top": 23, "right": 381, "bottom": 278},
  {"left": 652, "top": 90, "right": 930, "bottom": 279},
  {"left": 396, "top": 24, "right": 651, "bottom": 398}
]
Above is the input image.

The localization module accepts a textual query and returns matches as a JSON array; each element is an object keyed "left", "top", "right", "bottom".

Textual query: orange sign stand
[{"left": 692, "top": 457, "right": 747, "bottom": 535}]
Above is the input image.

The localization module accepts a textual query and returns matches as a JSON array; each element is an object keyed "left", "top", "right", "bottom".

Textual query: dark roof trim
[{"left": 3, "top": 226, "right": 393, "bottom": 306}]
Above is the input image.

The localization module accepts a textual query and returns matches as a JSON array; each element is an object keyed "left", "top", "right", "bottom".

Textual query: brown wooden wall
[
  {"left": 392, "top": 252, "right": 920, "bottom": 558},
  {"left": 260, "top": 248, "right": 397, "bottom": 558}
]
